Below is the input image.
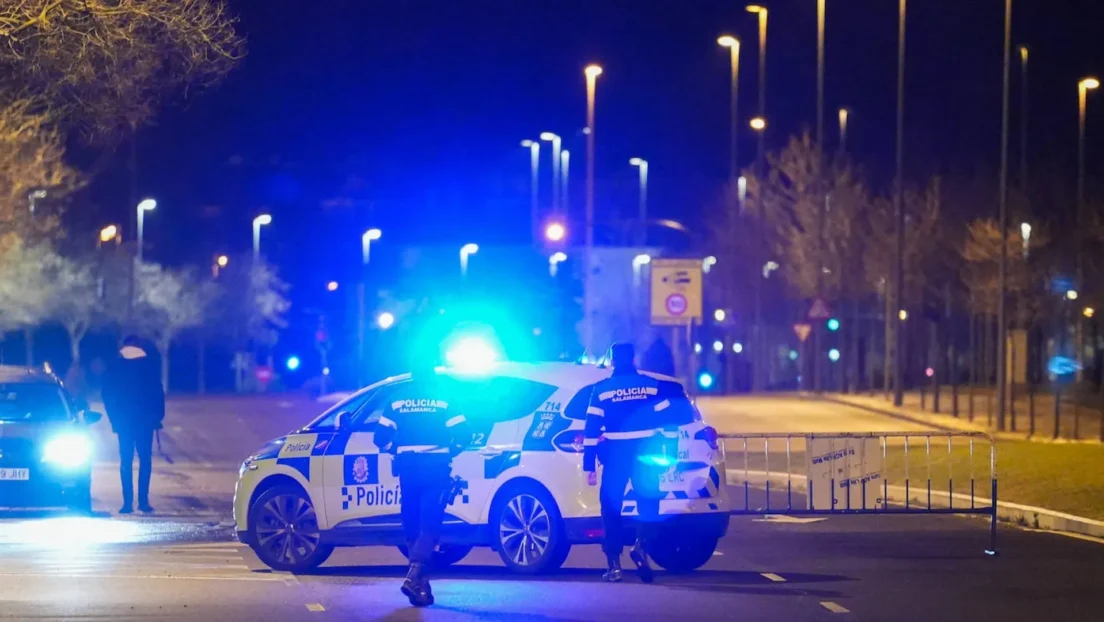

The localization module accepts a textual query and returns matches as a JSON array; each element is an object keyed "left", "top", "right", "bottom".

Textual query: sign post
[{"left": 651, "top": 259, "right": 704, "bottom": 385}]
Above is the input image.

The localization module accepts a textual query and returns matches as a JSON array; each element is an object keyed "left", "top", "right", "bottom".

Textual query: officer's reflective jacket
[
  {"left": 582, "top": 369, "right": 688, "bottom": 472},
  {"left": 372, "top": 376, "right": 472, "bottom": 459}
]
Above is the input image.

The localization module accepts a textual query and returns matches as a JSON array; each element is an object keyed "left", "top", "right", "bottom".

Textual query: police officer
[
  {"left": 373, "top": 357, "right": 471, "bottom": 607},
  {"left": 583, "top": 342, "right": 682, "bottom": 583}
]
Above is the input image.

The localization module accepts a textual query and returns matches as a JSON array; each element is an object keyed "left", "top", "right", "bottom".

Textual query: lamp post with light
[
  {"left": 717, "top": 35, "right": 740, "bottom": 194},
  {"left": 136, "top": 198, "right": 156, "bottom": 262},
  {"left": 521, "top": 139, "right": 540, "bottom": 243},
  {"left": 252, "top": 214, "right": 272, "bottom": 261},
  {"left": 583, "top": 64, "right": 603, "bottom": 353},
  {"left": 460, "top": 243, "right": 479, "bottom": 279},
  {"left": 750, "top": 116, "right": 767, "bottom": 392},
  {"left": 541, "top": 132, "right": 562, "bottom": 213},
  {"left": 629, "top": 158, "right": 649, "bottom": 245}
]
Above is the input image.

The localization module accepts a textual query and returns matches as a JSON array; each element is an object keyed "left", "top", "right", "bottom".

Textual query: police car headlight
[{"left": 42, "top": 432, "right": 93, "bottom": 469}]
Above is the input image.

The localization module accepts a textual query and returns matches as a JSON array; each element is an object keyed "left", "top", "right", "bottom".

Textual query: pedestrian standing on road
[
  {"left": 373, "top": 352, "right": 472, "bottom": 607},
  {"left": 584, "top": 342, "right": 684, "bottom": 584},
  {"left": 101, "top": 337, "right": 165, "bottom": 515}
]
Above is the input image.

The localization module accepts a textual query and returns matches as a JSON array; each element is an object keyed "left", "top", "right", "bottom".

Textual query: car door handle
[{"left": 479, "top": 447, "right": 504, "bottom": 457}]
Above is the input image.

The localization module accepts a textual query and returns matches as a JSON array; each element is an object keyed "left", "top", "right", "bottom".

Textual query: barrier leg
[{"left": 985, "top": 479, "right": 999, "bottom": 557}]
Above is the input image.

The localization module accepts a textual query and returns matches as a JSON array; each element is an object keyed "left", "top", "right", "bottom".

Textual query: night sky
[{"left": 73, "top": 0, "right": 1104, "bottom": 297}]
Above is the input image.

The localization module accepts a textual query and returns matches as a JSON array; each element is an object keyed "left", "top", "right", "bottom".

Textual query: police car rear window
[
  {"left": 0, "top": 383, "right": 70, "bottom": 422},
  {"left": 451, "top": 376, "right": 557, "bottom": 423}
]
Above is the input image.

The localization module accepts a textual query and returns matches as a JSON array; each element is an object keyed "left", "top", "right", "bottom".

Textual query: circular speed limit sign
[{"left": 665, "top": 293, "right": 688, "bottom": 316}]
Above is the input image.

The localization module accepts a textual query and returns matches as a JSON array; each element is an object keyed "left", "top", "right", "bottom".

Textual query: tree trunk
[{"left": 159, "top": 339, "right": 171, "bottom": 392}]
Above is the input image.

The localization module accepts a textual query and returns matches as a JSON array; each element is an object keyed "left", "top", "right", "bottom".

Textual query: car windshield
[{"left": 0, "top": 383, "right": 71, "bottom": 422}]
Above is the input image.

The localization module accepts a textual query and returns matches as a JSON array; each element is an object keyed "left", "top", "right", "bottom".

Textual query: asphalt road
[{"left": 1, "top": 394, "right": 1102, "bottom": 620}]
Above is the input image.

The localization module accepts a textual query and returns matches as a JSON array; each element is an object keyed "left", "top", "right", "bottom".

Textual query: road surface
[{"left": 0, "top": 394, "right": 1100, "bottom": 621}]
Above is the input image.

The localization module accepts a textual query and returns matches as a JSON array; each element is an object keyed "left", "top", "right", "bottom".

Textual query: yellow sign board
[{"left": 650, "top": 259, "right": 703, "bottom": 325}]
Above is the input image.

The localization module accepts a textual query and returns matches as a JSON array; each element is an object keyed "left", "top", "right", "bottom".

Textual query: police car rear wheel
[
  {"left": 647, "top": 533, "right": 718, "bottom": 573},
  {"left": 492, "top": 486, "right": 569, "bottom": 575},
  {"left": 249, "top": 486, "right": 333, "bottom": 572}
]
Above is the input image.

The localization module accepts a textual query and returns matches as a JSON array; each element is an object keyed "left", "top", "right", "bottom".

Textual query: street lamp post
[
  {"left": 549, "top": 251, "right": 567, "bottom": 278},
  {"left": 839, "top": 108, "right": 850, "bottom": 154},
  {"left": 358, "top": 228, "right": 382, "bottom": 387},
  {"left": 996, "top": 0, "right": 1012, "bottom": 430},
  {"left": 252, "top": 214, "right": 272, "bottom": 262},
  {"left": 816, "top": 0, "right": 826, "bottom": 149},
  {"left": 893, "top": 0, "right": 907, "bottom": 407},
  {"left": 136, "top": 198, "right": 157, "bottom": 262},
  {"left": 750, "top": 116, "right": 767, "bottom": 392},
  {"left": 717, "top": 35, "right": 741, "bottom": 195},
  {"left": 521, "top": 140, "right": 540, "bottom": 243},
  {"left": 1019, "top": 46, "right": 1030, "bottom": 187},
  {"left": 362, "top": 228, "right": 382, "bottom": 265},
  {"left": 632, "top": 254, "right": 651, "bottom": 288},
  {"left": 584, "top": 64, "right": 603, "bottom": 353},
  {"left": 560, "top": 150, "right": 570, "bottom": 216},
  {"left": 629, "top": 158, "right": 649, "bottom": 245},
  {"left": 1077, "top": 76, "right": 1099, "bottom": 383},
  {"left": 541, "top": 132, "right": 562, "bottom": 214},
  {"left": 460, "top": 243, "right": 479, "bottom": 279}
]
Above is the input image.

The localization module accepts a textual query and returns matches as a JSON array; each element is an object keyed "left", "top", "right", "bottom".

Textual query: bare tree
[
  {"left": 134, "top": 263, "right": 214, "bottom": 390},
  {"left": 0, "top": 0, "right": 245, "bottom": 137}
]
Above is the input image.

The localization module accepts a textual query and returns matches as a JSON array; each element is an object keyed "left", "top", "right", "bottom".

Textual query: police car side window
[
  {"left": 350, "top": 382, "right": 408, "bottom": 429},
  {"left": 454, "top": 377, "right": 557, "bottom": 424}
]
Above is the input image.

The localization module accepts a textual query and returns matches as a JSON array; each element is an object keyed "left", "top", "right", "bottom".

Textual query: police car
[
  {"left": 0, "top": 366, "right": 101, "bottom": 513},
  {"left": 235, "top": 362, "right": 730, "bottom": 574}
]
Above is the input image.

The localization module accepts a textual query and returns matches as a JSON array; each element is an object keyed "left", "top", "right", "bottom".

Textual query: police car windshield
[{"left": 0, "top": 383, "right": 71, "bottom": 422}]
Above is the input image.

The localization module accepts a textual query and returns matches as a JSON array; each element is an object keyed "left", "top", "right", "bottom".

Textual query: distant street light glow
[
  {"left": 99, "top": 225, "right": 118, "bottom": 243},
  {"left": 1084, "top": 307, "right": 1096, "bottom": 318},
  {"left": 217, "top": 255, "right": 229, "bottom": 268},
  {"left": 898, "top": 309, "right": 909, "bottom": 321},
  {"left": 828, "top": 348, "right": 841, "bottom": 362},
  {"left": 749, "top": 116, "right": 767, "bottom": 131},
  {"left": 733, "top": 342, "right": 744, "bottom": 354},
  {"left": 584, "top": 64, "right": 603, "bottom": 79},
  {"left": 703, "top": 256, "right": 717, "bottom": 273},
  {"left": 548, "top": 251, "right": 567, "bottom": 277},
  {"left": 326, "top": 281, "right": 339, "bottom": 292},
  {"left": 632, "top": 254, "right": 651, "bottom": 268},
  {"left": 545, "top": 222, "right": 566, "bottom": 242},
  {"left": 714, "top": 309, "right": 726, "bottom": 322},
  {"left": 713, "top": 340, "right": 724, "bottom": 353},
  {"left": 694, "top": 343, "right": 702, "bottom": 354},
  {"left": 697, "top": 372, "right": 715, "bottom": 390},
  {"left": 286, "top": 356, "right": 301, "bottom": 371},
  {"left": 1067, "top": 290, "right": 1079, "bottom": 301},
  {"left": 377, "top": 312, "right": 395, "bottom": 330}
]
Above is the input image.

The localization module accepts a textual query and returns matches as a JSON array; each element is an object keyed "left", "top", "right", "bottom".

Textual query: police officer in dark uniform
[
  {"left": 373, "top": 357, "right": 471, "bottom": 607},
  {"left": 583, "top": 342, "right": 682, "bottom": 583}
]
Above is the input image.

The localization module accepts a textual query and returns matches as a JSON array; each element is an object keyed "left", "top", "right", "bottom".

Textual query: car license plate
[{"left": 0, "top": 468, "right": 29, "bottom": 481}]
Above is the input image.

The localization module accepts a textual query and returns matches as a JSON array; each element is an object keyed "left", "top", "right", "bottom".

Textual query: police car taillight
[
  {"left": 695, "top": 426, "right": 720, "bottom": 450},
  {"left": 552, "top": 430, "right": 586, "bottom": 453}
]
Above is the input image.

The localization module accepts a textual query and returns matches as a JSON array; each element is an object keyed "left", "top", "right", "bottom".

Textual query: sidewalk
[{"left": 826, "top": 388, "right": 1104, "bottom": 443}]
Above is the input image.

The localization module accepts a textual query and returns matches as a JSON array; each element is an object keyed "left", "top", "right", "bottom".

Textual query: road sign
[
  {"left": 793, "top": 323, "right": 812, "bottom": 343},
  {"left": 808, "top": 298, "right": 831, "bottom": 319},
  {"left": 650, "top": 259, "right": 703, "bottom": 326}
]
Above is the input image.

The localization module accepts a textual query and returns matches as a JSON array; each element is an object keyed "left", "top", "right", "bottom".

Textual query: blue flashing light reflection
[
  {"left": 286, "top": 356, "right": 301, "bottom": 371},
  {"left": 697, "top": 372, "right": 714, "bottom": 390}
]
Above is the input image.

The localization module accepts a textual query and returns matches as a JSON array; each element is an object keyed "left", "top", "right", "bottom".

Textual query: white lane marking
[
  {"left": 761, "top": 573, "right": 786, "bottom": 582},
  {"left": 752, "top": 515, "right": 828, "bottom": 524},
  {"left": 820, "top": 601, "right": 850, "bottom": 614},
  {"left": 306, "top": 603, "right": 326, "bottom": 612},
  {"left": 0, "top": 571, "right": 283, "bottom": 582}
]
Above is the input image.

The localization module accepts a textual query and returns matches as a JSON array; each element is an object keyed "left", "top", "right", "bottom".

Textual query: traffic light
[{"left": 827, "top": 318, "right": 840, "bottom": 332}]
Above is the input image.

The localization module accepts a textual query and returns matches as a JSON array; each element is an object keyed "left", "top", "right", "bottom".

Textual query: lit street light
[
  {"left": 560, "top": 149, "right": 570, "bottom": 215},
  {"left": 714, "top": 309, "right": 726, "bottom": 322},
  {"left": 1078, "top": 76, "right": 1099, "bottom": 273},
  {"left": 703, "top": 256, "right": 717, "bottom": 274},
  {"left": 717, "top": 35, "right": 741, "bottom": 197},
  {"left": 549, "top": 251, "right": 567, "bottom": 277},
  {"left": 839, "top": 108, "right": 851, "bottom": 153},
  {"left": 521, "top": 139, "right": 540, "bottom": 243},
  {"left": 541, "top": 132, "right": 562, "bottom": 213},
  {"left": 749, "top": 116, "right": 766, "bottom": 132},
  {"left": 629, "top": 157, "right": 649, "bottom": 244},
  {"left": 1021, "top": 222, "right": 1032, "bottom": 259},
  {"left": 362, "top": 228, "right": 382, "bottom": 265},
  {"left": 460, "top": 243, "right": 479, "bottom": 278},
  {"left": 252, "top": 213, "right": 272, "bottom": 261},
  {"left": 1067, "top": 289, "right": 1079, "bottom": 301},
  {"left": 1084, "top": 307, "right": 1095, "bottom": 319},
  {"left": 98, "top": 225, "right": 119, "bottom": 248},
  {"left": 136, "top": 198, "right": 157, "bottom": 262},
  {"left": 327, "top": 281, "right": 339, "bottom": 292},
  {"left": 545, "top": 221, "right": 566, "bottom": 243},
  {"left": 212, "top": 254, "right": 229, "bottom": 278},
  {"left": 377, "top": 311, "right": 395, "bottom": 330},
  {"left": 898, "top": 309, "right": 909, "bottom": 321},
  {"left": 584, "top": 64, "right": 603, "bottom": 352}
]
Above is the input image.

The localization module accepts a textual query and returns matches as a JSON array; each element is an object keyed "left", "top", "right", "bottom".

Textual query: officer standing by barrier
[
  {"left": 584, "top": 342, "right": 683, "bottom": 583},
  {"left": 373, "top": 357, "right": 471, "bottom": 607}
]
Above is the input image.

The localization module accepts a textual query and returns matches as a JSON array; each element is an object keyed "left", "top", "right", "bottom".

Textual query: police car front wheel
[{"left": 248, "top": 485, "right": 334, "bottom": 572}]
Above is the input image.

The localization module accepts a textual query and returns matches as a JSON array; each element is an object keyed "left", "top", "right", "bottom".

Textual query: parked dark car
[{"left": 0, "top": 366, "right": 102, "bottom": 513}]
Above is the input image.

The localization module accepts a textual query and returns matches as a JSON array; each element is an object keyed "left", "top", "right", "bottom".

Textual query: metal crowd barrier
[{"left": 717, "top": 431, "right": 998, "bottom": 555}]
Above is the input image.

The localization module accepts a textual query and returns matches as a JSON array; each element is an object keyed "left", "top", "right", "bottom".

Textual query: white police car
[{"left": 234, "top": 362, "right": 730, "bottom": 574}]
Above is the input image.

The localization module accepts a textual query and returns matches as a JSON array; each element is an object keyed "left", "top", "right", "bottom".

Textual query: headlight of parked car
[{"left": 42, "top": 432, "right": 93, "bottom": 468}]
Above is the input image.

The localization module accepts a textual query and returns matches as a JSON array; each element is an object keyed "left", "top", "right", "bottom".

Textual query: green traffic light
[{"left": 827, "top": 318, "right": 840, "bottom": 331}]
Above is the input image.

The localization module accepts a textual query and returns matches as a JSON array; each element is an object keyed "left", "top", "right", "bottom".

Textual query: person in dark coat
[
  {"left": 641, "top": 335, "right": 676, "bottom": 377},
  {"left": 101, "top": 337, "right": 165, "bottom": 514}
]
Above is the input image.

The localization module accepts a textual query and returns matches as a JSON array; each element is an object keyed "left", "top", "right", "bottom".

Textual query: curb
[{"left": 726, "top": 468, "right": 1104, "bottom": 541}]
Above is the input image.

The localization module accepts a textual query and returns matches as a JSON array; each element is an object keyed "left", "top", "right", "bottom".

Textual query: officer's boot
[
  {"left": 602, "top": 554, "right": 623, "bottom": 583},
  {"left": 630, "top": 539, "right": 654, "bottom": 584},
  {"left": 401, "top": 563, "right": 433, "bottom": 607}
]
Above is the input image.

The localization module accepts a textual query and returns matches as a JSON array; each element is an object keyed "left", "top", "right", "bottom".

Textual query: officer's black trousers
[
  {"left": 599, "top": 440, "right": 661, "bottom": 559},
  {"left": 397, "top": 455, "right": 453, "bottom": 566}
]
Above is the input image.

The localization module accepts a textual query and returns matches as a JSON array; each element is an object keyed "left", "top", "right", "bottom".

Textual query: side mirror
[{"left": 82, "top": 410, "right": 104, "bottom": 425}]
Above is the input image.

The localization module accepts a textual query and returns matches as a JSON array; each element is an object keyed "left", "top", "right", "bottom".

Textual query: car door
[
  {"left": 321, "top": 382, "right": 406, "bottom": 528},
  {"left": 445, "top": 375, "right": 557, "bottom": 525}
]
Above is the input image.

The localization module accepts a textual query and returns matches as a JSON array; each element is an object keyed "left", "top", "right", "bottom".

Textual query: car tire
[
  {"left": 248, "top": 484, "right": 334, "bottom": 573},
  {"left": 65, "top": 484, "right": 92, "bottom": 515},
  {"left": 397, "top": 544, "right": 473, "bottom": 567},
  {"left": 647, "top": 533, "right": 718, "bottom": 573},
  {"left": 491, "top": 483, "right": 570, "bottom": 575}
]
